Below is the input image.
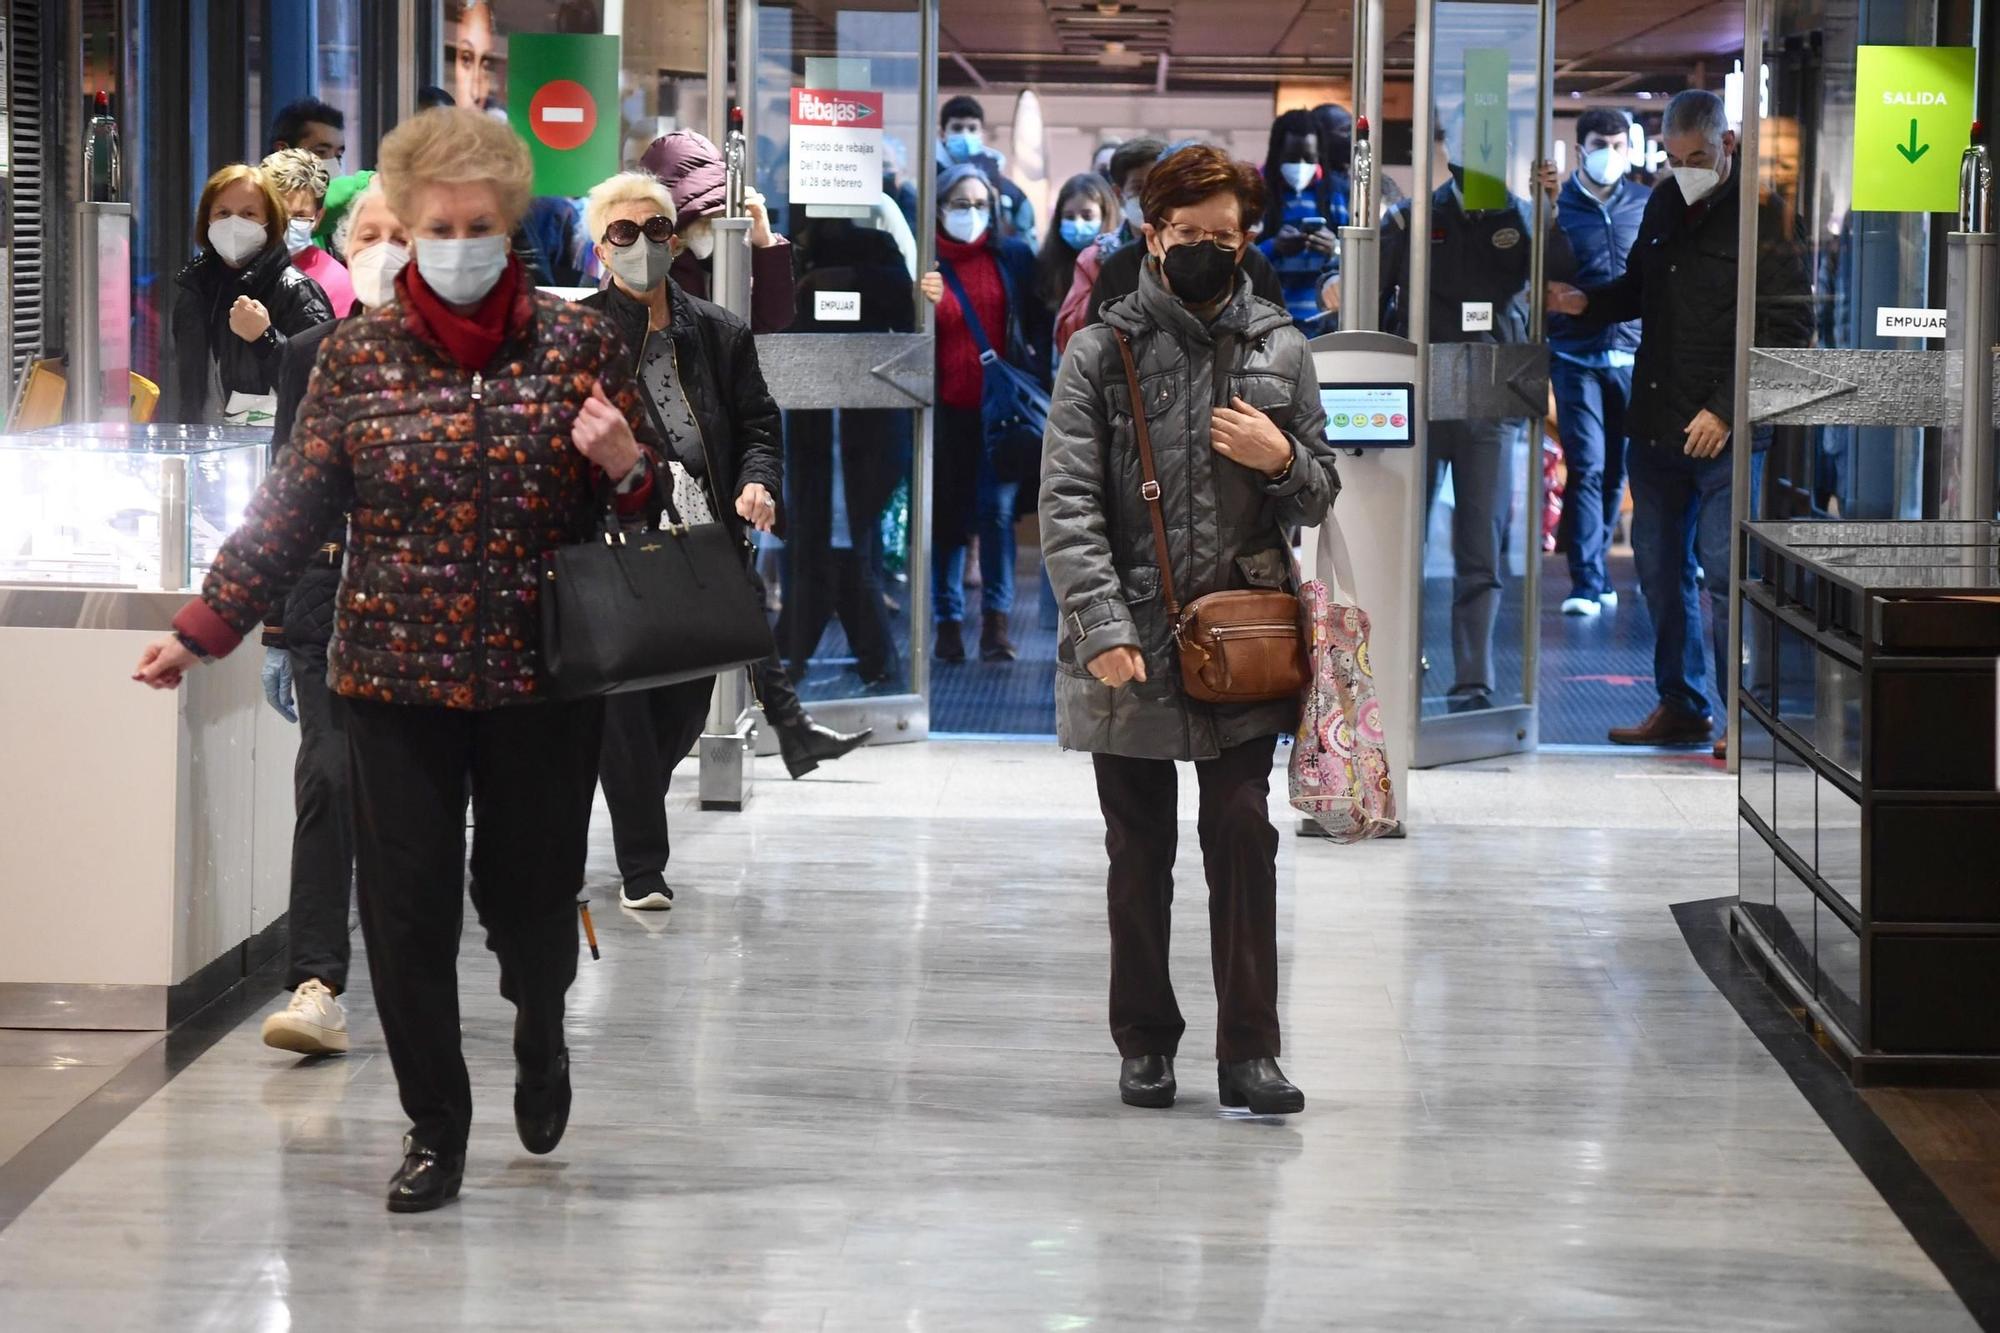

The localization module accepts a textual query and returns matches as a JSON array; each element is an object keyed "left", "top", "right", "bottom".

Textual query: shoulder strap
[
  {"left": 935, "top": 258, "right": 997, "bottom": 362},
  {"left": 1110, "top": 329, "right": 1181, "bottom": 621}
]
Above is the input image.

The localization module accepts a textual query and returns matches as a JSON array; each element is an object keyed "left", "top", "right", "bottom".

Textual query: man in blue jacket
[{"left": 1549, "top": 109, "right": 1649, "bottom": 618}]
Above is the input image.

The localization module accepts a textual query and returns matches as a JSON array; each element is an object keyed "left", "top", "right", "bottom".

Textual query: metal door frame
[{"left": 1408, "top": 0, "right": 1558, "bottom": 768}]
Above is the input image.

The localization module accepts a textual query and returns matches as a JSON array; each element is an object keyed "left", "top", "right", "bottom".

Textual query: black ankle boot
[
  {"left": 1119, "top": 1054, "right": 1176, "bottom": 1109},
  {"left": 935, "top": 619, "right": 966, "bottom": 663},
  {"left": 514, "top": 1050, "right": 572, "bottom": 1155},
  {"left": 387, "top": 1137, "right": 465, "bottom": 1213},
  {"left": 774, "top": 714, "right": 873, "bottom": 779},
  {"left": 1218, "top": 1058, "right": 1305, "bottom": 1115}
]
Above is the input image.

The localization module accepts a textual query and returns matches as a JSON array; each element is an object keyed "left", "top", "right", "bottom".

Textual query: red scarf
[{"left": 398, "top": 255, "right": 528, "bottom": 372}]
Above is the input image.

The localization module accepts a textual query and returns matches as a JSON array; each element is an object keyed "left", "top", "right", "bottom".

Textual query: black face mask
[{"left": 1160, "top": 240, "right": 1238, "bottom": 306}]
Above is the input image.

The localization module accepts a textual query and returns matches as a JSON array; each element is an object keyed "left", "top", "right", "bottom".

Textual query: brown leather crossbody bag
[{"left": 1111, "top": 330, "right": 1309, "bottom": 706}]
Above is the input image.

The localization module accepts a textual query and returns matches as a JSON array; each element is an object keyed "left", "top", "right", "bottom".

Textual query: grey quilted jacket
[{"left": 1039, "top": 262, "right": 1338, "bottom": 761}]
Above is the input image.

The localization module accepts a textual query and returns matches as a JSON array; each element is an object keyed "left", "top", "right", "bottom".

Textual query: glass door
[
  {"left": 739, "top": 0, "right": 936, "bottom": 745},
  {"left": 1406, "top": 0, "right": 1556, "bottom": 766}
]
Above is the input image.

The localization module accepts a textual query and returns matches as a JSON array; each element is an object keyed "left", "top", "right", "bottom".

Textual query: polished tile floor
[{"left": 0, "top": 746, "right": 1976, "bottom": 1330}]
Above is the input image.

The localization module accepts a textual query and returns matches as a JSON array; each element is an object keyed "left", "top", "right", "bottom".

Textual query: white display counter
[{"left": 0, "top": 425, "right": 297, "bottom": 1029}]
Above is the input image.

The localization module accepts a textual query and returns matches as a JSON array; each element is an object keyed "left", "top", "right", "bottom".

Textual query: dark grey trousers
[{"left": 287, "top": 650, "right": 355, "bottom": 994}]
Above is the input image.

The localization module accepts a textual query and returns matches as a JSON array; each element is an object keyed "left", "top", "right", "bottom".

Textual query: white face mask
[
  {"left": 1582, "top": 146, "right": 1625, "bottom": 187},
  {"left": 208, "top": 215, "right": 268, "bottom": 267},
  {"left": 414, "top": 234, "right": 510, "bottom": 305},
  {"left": 1122, "top": 196, "right": 1146, "bottom": 230},
  {"left": 942, "top": 207, "right": 990, "bottom": 245},
  {"left": 607, "top": 237, "right": 673, "bottom": 294},
  {"left": 1281, "top": 161, "right": 1317, "bottom": 193},
  {"left": 681, "top": 219, "right": 714, "bottom": 261},
  {"left": 284, "top": 218, "right": 316, "bottom": 256},
  {"left": 347, "top": 241, "right": 410, "bottom": 310},
  {"left": 1674, "top": 152, "right": 1723, "bottom": 204}
]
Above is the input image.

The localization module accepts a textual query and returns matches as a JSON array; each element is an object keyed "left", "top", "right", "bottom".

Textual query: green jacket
[{"left": 1039, "top": 261, "right": 1338, "bottom": 761}]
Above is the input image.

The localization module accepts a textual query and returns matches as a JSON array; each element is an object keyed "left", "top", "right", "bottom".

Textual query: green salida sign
[
  {"left": 1852, "top": 45, "right": 1975, "bottom": 213},
  {"left": 1461, "top": 48, "right": 1510, "bottom": 211}
]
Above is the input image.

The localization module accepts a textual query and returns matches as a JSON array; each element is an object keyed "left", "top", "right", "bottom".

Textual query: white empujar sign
[{"left": 1876, "top": 306, "right": 1949, "bottom": 338}]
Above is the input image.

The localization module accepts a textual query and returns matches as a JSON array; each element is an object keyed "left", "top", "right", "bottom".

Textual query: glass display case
[{"left": 0, "top": 423, "right": 269, "bottom": 591}]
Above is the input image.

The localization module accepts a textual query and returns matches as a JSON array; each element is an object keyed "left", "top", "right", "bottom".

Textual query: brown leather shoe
[{"left": 1607, "top": 705, "right": 1713, "bottom": 747}]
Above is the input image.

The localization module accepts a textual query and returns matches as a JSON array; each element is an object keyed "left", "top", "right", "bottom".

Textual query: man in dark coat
[
  {"left": 1378, "top": 137, "right": 1575, "bottom": 712},
  {"left": 1550, "top": 89, "right": 1813, "bottom": 756}
]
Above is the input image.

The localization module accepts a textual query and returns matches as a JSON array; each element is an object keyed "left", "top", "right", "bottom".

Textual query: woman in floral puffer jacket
[{"left": 135, "top": 109, "right": 658, "bottom": 1215}]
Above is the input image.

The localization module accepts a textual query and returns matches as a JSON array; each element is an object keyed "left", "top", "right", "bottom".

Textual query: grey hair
[
  {"left": 1663, "top": 89, "right": 1729, "bottom": 143},
  {"left": 331, "top": 179, "right": 387, "bottom": 262}
]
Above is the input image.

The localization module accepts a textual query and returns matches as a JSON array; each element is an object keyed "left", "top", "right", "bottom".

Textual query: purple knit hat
[{"left": 641, "top": 130, "right": 727, "bottom": 223}]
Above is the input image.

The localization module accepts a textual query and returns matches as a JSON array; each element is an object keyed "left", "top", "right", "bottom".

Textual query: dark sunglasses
[{"left": 602, "top": 215, "right": 674, "bottom": 247}]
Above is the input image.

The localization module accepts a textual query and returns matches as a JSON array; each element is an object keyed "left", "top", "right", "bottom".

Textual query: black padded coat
[{"left": 161, "top": 241, "right": 333, "bottom": 426}]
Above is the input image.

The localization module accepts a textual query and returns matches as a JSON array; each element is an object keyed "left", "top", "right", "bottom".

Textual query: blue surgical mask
[
  {"left": 1582, "top": 146, "right": 1623, "bottom": 187},
  {"left": 944, "top": 131, "right": 982, "bottom": 164},
  {"left": 1059, "top": 217, "right": 1101, "bottom": 250}
]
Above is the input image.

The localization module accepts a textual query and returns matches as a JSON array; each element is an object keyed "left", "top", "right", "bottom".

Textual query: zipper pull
[{"left": 470, "top": 371, "right": 484, "bottom": 403}]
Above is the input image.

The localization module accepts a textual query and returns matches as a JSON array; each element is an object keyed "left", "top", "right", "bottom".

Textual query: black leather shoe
[
  {"left": 1218, "top": 1058, "right": 1305, "bottom": 1115},
  {"left": 386, "top": 1138, "right": 464, "bottom": 1213},
  {"left": 514, "top": 1051, "right": 572, "bottom": 1155},
  {"left": 774, "top": 715, "right": 873, "bottom": 779},
  {"left": 934, "top": 619, "right": 966, "bottom": 663},
  {"left": 1119, "top": 1055, "right": 1176, "bottom": 1109}
]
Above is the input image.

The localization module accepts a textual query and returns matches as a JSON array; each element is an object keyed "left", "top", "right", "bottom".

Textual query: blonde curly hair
[
  {"left": 260, "top": 147, "right": 331, "bottom": 203},
  {"left": 377, "top": 107, "right": 534, "bottom": 231}
]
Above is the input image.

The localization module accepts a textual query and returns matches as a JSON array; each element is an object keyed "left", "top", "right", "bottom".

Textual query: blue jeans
[
  {"left": 1627, "top": 439, "right": 1764, "bottom": 720},
  {"left": 932, "top": 403, "right": 1018, "bottom": 622},
  {"left": 1550, "top": 358, "right": 1632, "bottom": 600}
]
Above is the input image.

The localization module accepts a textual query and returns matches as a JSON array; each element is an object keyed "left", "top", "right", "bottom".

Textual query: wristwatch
[{"left": 174, "top": 629, "right": 213, "bottom": 661}]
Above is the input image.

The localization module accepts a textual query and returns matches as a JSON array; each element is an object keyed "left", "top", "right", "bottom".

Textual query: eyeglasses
[
  {"left": 602, "top": 215, "right": 674, "bottom": 247},
  {"left": 942, "top": 200, "right": 989, "bottom": 215},
  {"left": 1161, "top": 221, "right": 1245, "bottom": 251}
]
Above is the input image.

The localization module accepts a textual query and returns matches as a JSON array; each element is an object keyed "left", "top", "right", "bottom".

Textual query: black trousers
[
  {"left": 777, "top": 407, "right": 901, "bottom": 685},
  {"left": 1091, "top": 734, "right": 1283, "bottom": 1063},
  {"left": 597, "top": 676, "right": 716, "bottom": 886},
  {"left": 287, "top": 649, "right": 354, "bottom": 993},
  {"left": 346, "top": 696, "right": 604, "bottom": 1154}
]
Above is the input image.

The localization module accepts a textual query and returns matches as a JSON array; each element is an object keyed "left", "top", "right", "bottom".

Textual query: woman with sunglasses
[
  {"left": 578, "top": 171, "right": 787, "bottom": 913},
  {"left": 1040, "top": 144, "right": 1337, "bottom": 1115}
]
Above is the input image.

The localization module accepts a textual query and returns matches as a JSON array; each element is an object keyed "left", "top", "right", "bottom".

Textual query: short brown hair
[
  {"left": 377, "top": 107, "right": 534, "bottom": 232},
  {"left": 1138, "top": 144, "right": 1266, "bottom": 231},
  {"left": 194, "top": 164, "right": 288, "bottom": 250}
]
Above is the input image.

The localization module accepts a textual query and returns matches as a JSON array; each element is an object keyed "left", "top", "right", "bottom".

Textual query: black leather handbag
[{"left": 539, "top": 485, "right": 775, "bottom": 699}]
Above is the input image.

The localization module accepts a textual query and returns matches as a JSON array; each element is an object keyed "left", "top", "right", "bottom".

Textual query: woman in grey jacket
[{"left": 1040, "top": 145, "right": 1338, "bottom": 1116}]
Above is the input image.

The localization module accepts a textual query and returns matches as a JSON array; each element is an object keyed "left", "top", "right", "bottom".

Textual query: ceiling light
[{"left": 1096, "top": 0, "right": 1121, "bottom": 13}]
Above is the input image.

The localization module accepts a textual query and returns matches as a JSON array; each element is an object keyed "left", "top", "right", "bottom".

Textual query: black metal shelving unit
[{"left": 1733, "top": 520, "right": 2000, "bottom": 1084}]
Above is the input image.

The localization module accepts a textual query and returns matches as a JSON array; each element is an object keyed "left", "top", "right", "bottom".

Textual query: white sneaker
[
  {"left": 1599, "top": 590, "right": 1619, "bottom": 609},
  {"left": 261, "top": 979, "right": 350, "bottom": 1056},
  {"left": 1560, "top": 596, "right": 1602, "bottom": 617}
]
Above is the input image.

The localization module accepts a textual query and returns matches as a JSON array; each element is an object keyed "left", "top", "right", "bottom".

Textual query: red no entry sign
[{"left": 528, "top": 79, "right": 598, "bottom": 151}]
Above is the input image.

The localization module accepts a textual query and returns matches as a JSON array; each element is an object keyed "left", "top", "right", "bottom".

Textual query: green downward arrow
[{"left": 1896, "top": 118, "right": 1930, "bottom": 164}]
